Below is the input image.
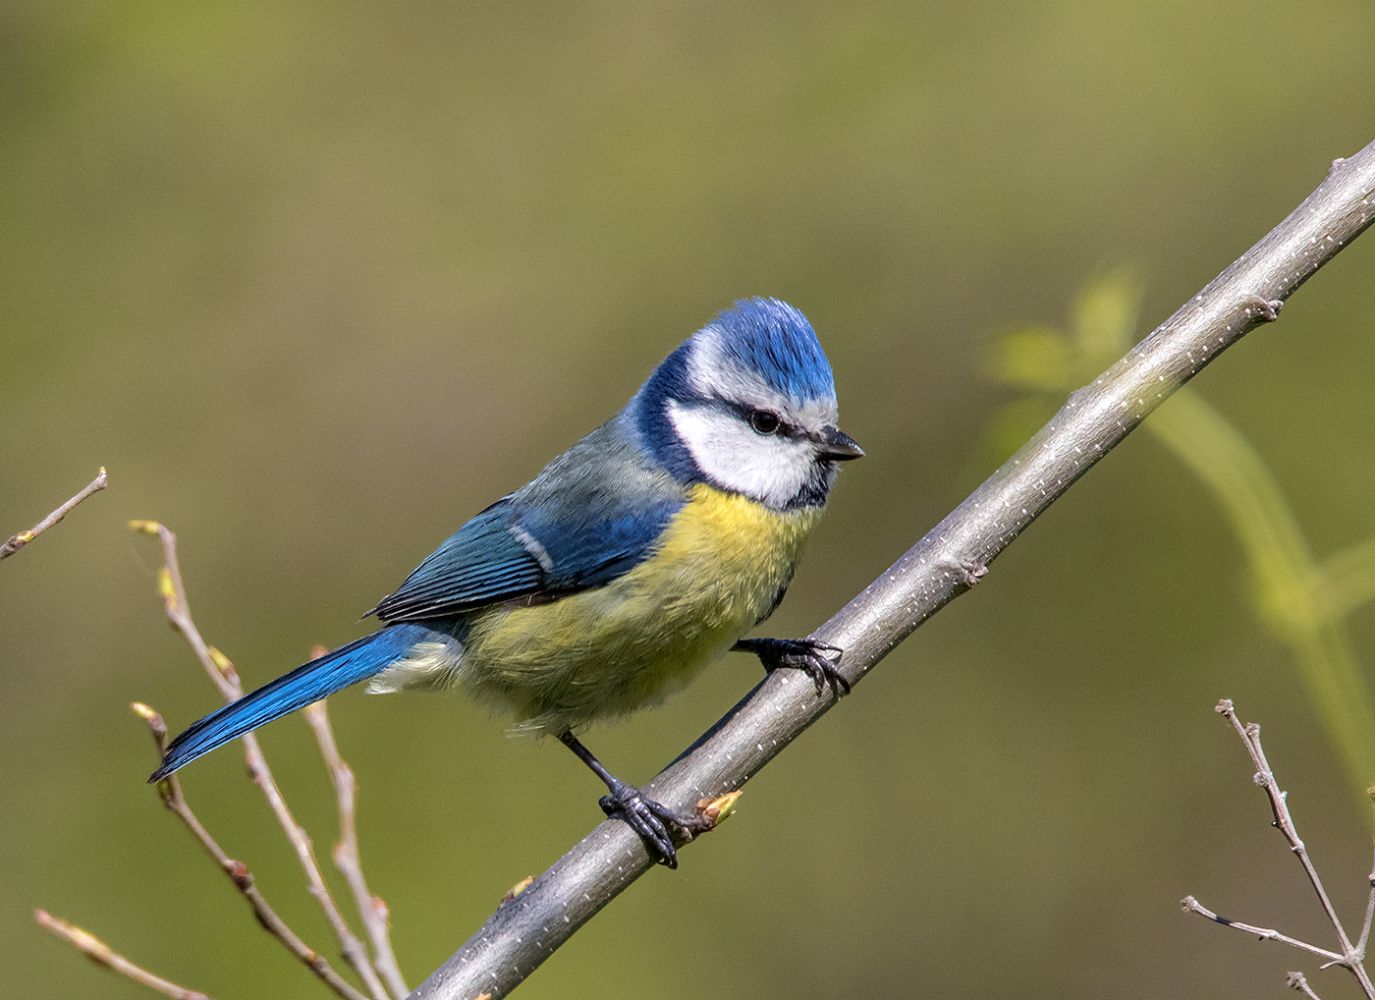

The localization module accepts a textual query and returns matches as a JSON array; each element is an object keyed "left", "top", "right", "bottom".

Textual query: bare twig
[
  {"left": 1219, "top": 702, "right": 1367, "bottom": 972},
  {"left": 34, "top": 908, "right": 210, "bottom": 1000},
  {"left": 412, "top": 139, "right": 1375, "bottom": 999},
  {"left": 130, "top": 521, "right": 390, "bottom": 1000},
  {"left": 1180, "top": 895, "right": 1343, "bottom": 964},
  {"left": 1182, "top": 700, "right": 1375, "bottom": 999},
  {"left": 1289, "top": 971, "right": 1326, "bottom": 1000},
  {"left": 1358, "top": 843, "right": 1375, "bottom": 958},
  {"left": 1, "top": 467, "right": 107, "bottom": 561},
  {"left": 132, "top": 703, "right": 370, "bottom": 1000},
  {"left": 305, "top": 698, "right": 408, "bottom": 999}
]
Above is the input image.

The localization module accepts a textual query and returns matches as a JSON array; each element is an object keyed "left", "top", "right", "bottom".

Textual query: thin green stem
[
  {"left": 1319, "top": 537, "right": 1375, "bottom": 620},
  {"left": 1146, "top": 390, "right": 1375, "bottom": 792}
]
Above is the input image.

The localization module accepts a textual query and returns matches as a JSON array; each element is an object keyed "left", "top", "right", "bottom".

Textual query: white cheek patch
[{"left": 667, "top": 401, "right": 813, "bottom": 507}]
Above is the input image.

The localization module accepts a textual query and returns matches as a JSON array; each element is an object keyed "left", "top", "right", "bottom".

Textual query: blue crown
[
  {"left": 707, "top": 298, "right": 835, "bottom": 403},
  {"left": 627, "top": 297, "right": 836, "bottom": 482}
]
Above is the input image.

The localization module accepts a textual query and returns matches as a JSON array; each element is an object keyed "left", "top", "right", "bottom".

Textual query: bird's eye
[{"left": 749, "top": 410, "right": 781, "bottom": 435}]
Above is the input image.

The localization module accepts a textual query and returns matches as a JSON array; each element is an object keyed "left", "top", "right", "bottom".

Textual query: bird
[{"left": 151, "top": 297, "right": 863, "bottom": 867}]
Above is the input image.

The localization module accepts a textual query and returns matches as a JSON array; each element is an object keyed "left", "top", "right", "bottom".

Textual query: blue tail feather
[{"left": 150, "top": 626, "right": 421, "bottom": 781}]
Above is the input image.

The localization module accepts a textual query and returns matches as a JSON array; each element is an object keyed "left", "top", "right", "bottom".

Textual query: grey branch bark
[{"left": 412, "top": 140, "right": 1375, "bottom": 1000}]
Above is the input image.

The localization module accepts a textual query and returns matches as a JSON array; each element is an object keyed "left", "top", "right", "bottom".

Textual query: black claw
[
  {"left": 738, "top": 637, "right": 851, "bottom": 697},
  {"left": 557, "top": 731, "right": 713, "bottom": 869},
  {"left": 599, "top": 784, "right": 710, "bottom": 869}
]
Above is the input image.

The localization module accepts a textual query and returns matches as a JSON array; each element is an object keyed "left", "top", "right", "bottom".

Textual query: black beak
[{"left": 817, "top": 425, "right": 864, "bottom": 461}]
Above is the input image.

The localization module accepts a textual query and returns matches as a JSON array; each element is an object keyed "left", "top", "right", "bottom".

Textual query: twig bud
[
  {"left": 131, "top": 703, "right": 170, "bottom": 758},
  {"left": 501, "top": 876, "right": 535, "bottom": 904},
  {"left": 207, "top": 646, "right": 240, "bottom": 684},
  {"left": 696, "top": 790, "right": 744, "bottom": 827},
  {"left": 157, "top": 567, "right": 177, "bottom": 611},
  {"left": 35, "top": 909, "right": 112, "bottom": 959},
  {"left": 130, "top": 702, "right": 167, "bottom": 736},
  {"left": 224, "top": 859, "right": 254, "bottom": 890}
]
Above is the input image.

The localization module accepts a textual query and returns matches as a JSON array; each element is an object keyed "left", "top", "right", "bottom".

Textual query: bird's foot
[
  {"left": 599, "top": 783, "right": 712, "bottom": 869},
  {"left": 739, "top": 637, "right": 850, "bottom": 697}
]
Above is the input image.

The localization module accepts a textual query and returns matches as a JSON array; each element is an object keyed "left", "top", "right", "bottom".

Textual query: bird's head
[{"left": 631, "top": 297, "right": 863, "bottom": 510}]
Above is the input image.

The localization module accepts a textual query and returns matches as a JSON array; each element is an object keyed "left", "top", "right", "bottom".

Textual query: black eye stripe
[{"left": 706, "top": 396, "right": 800, "bottom": 437}]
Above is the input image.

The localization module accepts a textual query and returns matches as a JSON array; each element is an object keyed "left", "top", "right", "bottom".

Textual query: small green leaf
[
  {"left": 1072, "top": 267, "right": 1142, "bottom": 364},
  {"left": 985, "top": 326, "right": 1074, "bottom": 391}
]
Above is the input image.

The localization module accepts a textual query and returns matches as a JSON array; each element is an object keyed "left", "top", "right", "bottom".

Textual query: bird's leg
[
  {"left": 556, "top": 730, "right": 709, "bottom": 869},
  {"left": 733, "top": 637, "right": 850, "bottom": 696}
]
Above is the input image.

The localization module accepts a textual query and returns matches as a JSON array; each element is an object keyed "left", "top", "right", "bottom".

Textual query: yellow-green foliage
[{"left": 988, "top": 270, "right": 1375, "bottom": 796}]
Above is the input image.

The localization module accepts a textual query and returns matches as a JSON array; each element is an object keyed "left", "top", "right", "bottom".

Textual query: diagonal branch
[
  {"left": 130, "top": 521, "right": 390, "bottom": 1000},
  {"left": 1187, "top": 700, "right": 1375, "bottom": 998},
  {"left": 1180, "top": 895, "right": 1344, "bottom": 964},
  {"left": 133, "top": 703, "right": 370, "bottom": 1000},
  {"left": 1, "top": 467, "right": 108, "bottom": 561},
  {"left": 34, "top": 909, "right": 210, "bottom": 1000},
  {"left": 1217, "top": 703, "right": 1368, "bottom": 975},
  {"left": 1358, "top": 845, "right": 1375, "bottom": 958},
  {"left": 305, "top": 698, "right": 409, "bottom": 999},
  {"left": 411, "top": 138, "right": 1375, "bottom": 1000}
]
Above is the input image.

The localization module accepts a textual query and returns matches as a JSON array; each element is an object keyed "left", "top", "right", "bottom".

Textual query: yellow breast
[{"left": 462, "top": 484, "right": 823, "bottom": 733}]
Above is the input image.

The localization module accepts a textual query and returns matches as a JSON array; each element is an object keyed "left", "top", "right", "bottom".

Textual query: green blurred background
[{"left": 4, "top": 3, "right": 1375, "bottom": 998}]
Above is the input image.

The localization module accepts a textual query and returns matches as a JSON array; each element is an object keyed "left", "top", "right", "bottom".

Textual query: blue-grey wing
[
  {"left": 368, "top": 498, "right": 540, "bottom": 620},
  {"left": 368, "top": 421, "right": 684, "bottom": 622}
]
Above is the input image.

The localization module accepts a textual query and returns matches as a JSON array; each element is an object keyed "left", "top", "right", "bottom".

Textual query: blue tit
[{"left": 152, "top": 297, "right": 863, "bottom": 866}]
